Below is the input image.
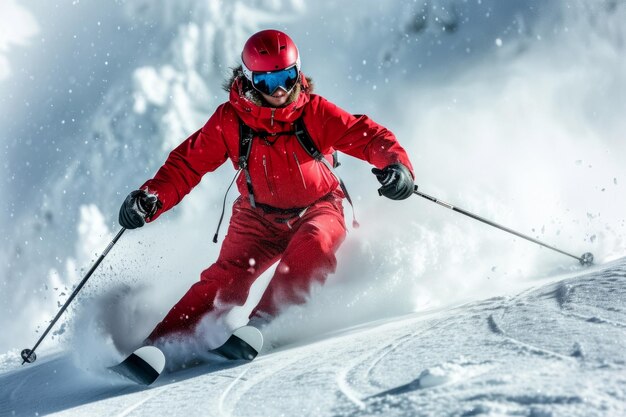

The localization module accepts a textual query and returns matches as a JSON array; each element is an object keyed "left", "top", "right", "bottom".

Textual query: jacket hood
[{"left": 225, "top": 67, "right": 313, "bottom": 131}]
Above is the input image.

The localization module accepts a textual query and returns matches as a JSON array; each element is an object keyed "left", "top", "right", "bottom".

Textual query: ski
[
  {"left": 210, "top": 325, "right": 263, "bottom": 361},
  {"left": 109, "top": 345, "right": 166, "bottom": 386},
  {"left": 109, "top": 326, "right": 262, "bottom": 385}
]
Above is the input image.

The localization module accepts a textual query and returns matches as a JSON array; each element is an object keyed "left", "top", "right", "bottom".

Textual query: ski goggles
[{"left": 251, "top": 65, "right": 299, "bottom": 96}]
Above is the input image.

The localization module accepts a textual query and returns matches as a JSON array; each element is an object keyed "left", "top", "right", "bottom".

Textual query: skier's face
[{"left": 261, "top": 88, "right": 289, "bottom": 107}]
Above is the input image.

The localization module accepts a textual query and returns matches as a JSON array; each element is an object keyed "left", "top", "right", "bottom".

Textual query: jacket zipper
[
  {"left": 293, "top": 152, "right": 307, "bottom": 189},
  {"left": 270, "top": 108, "right": 276, "bottom": 127},
  {"left": 262, "top": 155, "right": 275, "bottom": 195}
]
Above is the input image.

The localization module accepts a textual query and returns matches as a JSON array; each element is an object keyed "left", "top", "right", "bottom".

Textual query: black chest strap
[
  {"left": 239, "top": 117, "right": 358, "bottom": 226},
  {"left": 213, "top": 116, "right": 358, "bottom": 243},
  {"left": 293, "top": 118, "right": 358, "bottom": 228},
  {"left": 239, "top": 121, "right": 256, "bottom": 208}
]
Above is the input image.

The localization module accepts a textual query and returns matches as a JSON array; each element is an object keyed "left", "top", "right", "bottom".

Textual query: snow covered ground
[{"left": 1, "top": 257, "right": 624, "bottom": 416}]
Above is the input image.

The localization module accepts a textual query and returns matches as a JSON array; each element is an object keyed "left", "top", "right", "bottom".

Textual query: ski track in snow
[
  {"left": 336, "top": 364, "right": 367, "bottom": 410},
  {"left": 362, "top": 333, "right": 414, "bottom": 388},
  {"left": 485, "top": 286, "right": 579, "bottom": 363},
  {"left": 553, "top": 268, "right": 626, "bottom": 330},
  {"left": 1, "top": 259, "right": 625, "bottom": 416},
  {"left": 489, "top": 267, "right": 626, "bottom": 366},
  {"left": 115, "top": 389, "right": 164, "bottom": 417},
  {"left": 336, "top": 318, "right": 448, "bottom": 406},
  {"left": 217, "top": 351, "right": 312, "bottom": 417},
  {"left": 336, "top": 329, "right": 418, "bottom": 407},
  {"left": 218, "top": 366, "right": 251, "bottom": 417},
  {"left": 487, "top": 312, "right": 578, "bottom": 362},
  {"left": 561, "top": 310, "right": 626, "bottom": 329},
  {"left": 331, "top": 261, "right": 626, "bottom": 417}
]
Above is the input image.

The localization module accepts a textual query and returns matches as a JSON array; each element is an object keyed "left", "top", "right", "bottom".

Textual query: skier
[{"left": 118, "top": 29, "right": 415, "bottom": 345}]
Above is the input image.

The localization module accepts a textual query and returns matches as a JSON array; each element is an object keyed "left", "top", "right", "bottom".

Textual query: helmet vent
[
  {"left": 279, "top": 45, "right": 286, "bottom": 50},
  {"left": 259, "top": 50, "right": 268, "bottom": 55}
]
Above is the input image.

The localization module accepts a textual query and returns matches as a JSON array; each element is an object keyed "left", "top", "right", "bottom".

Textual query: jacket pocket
[
  {"left": 292, "top": 152, "right": 308, "bottom": 190},
  {"left": 262, "top": 155, "right": 275, "bottom": 196}
]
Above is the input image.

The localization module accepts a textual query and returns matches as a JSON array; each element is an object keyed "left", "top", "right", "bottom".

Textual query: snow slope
[{"left": 1, "top": 258, "right": 624, "bottom": 417}]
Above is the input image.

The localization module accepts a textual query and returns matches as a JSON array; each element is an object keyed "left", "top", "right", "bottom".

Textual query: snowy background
[{"left": 1, "top": 0, "right": 625, "bottom": 415}]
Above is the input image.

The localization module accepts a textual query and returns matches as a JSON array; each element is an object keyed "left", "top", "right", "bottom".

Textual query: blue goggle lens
[{"left": 252, "top": 66, "right": 299, "bottom": 95}]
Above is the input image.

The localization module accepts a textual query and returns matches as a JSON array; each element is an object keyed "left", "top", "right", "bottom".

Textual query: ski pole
[
  {"left": 21, "top": 228, "right": 127, "bottom": 365},
  {"left": 413, "top": 187, "right": 594, "bottom": 266}
]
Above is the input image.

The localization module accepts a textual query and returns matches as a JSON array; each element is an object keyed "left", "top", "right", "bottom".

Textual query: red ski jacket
[{"left": 142, "top": 75, "right": 413, "bottom": 221}]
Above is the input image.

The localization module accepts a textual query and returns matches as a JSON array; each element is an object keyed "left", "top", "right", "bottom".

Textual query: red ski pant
[{"left": 147, "top": 192, "right": 346, "bottom": 342}]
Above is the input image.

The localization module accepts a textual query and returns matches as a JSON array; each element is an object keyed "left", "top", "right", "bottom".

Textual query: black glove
[
  {"left": 119, "top": 190, "right": 162, "bottom": 229},
  {"left": 372, "top": 163, "right": 415, "bottom": 200}
]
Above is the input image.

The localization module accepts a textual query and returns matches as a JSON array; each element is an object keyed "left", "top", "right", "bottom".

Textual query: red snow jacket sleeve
[
  {"left": 140, "top": 106, "right": 229, "bottom": 221},
  {"left": 311, "top": 96, "right": 414, "bottom": 177}
]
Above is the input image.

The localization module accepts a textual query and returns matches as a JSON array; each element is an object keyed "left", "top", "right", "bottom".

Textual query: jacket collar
[{"left": 229, "top": 75, "right": 310, "bottom": 132}]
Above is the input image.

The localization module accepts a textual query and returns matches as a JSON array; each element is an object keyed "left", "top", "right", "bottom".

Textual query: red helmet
[{"left": 241, "top": 29, "right": 301, "bottom": 83}]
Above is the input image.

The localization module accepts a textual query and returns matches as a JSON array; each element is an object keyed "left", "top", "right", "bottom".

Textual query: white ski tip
[
  {"left": 133, "top": 345, "right": 166, "bottom": 374},
  {"left": 109, "top": 345, "right": 166, "bottom": 385},
  {"left": 233, "top": 326, "right": 263, "bottom": 353}
]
